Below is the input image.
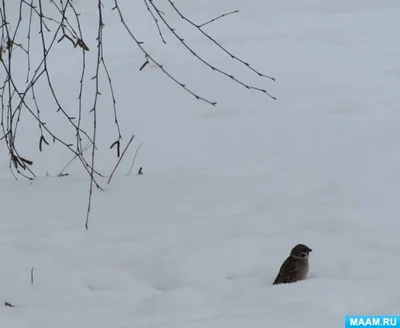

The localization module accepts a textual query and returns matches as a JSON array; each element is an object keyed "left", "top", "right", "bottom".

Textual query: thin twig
[
  {"left": 144, "top": 0, "right": 166, "bottom": 44},
  {"left": 58, "top": 142, "right": 91, "bottom": 177},
  {"left": 199, "top": 9, "right": 239, "bottom": 28},
  {"left": 30, "top": 267, "right": 34, "bottom": 284},
  {"left": 127, "top": 141, "right": 143, "bottom": 176},
  {"left": 108, "top": 134, "right": 134, "bottom": 184},
  {"left": 85, "top": 0, "right": 104, "bottom": 230}
]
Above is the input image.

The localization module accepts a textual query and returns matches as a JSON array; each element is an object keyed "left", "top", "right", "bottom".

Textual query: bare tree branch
[
  {"left": 148, "top": 0, "right": 276, "bottom": 99},
  {"left": 113, "top": 0, "right": 218, "bottom": 106},
  {"left": 167, "top": 0, "right": 276, "bottom": 83},
  {"left": 1, "top": 0, "right": 275, "bottom": 228}
]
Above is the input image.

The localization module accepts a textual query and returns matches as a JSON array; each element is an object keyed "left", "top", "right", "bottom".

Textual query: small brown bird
[{"left": 273, "top": 244, "right": 312, "bottom": 285}]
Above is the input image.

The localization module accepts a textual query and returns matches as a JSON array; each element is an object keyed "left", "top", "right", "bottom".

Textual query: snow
[{"left": 1, "top": 0, "right": 400, "bottom": 327}]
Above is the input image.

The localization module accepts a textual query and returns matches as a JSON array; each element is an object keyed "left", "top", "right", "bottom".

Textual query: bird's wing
[{"left": 273, "top": 257, "right": 299, "bottom": 285}]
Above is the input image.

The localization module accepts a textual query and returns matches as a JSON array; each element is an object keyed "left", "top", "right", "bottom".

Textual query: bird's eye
[{"left": 300, "top": 252, "right": 307, "bottom": 258}]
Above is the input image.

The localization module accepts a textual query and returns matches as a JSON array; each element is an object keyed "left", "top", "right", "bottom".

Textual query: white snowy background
[{"left": 1, "top": 0, "right": 400, "bottom": 327}]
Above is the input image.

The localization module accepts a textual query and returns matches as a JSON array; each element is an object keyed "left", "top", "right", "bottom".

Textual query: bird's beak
[{"left": 308, "top": 249, "right": 313, "bottom": 252}]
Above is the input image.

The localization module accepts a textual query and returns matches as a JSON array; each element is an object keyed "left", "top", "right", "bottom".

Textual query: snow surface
[{"left": 2, "top": 0, "right": 400, "bottom": 327}]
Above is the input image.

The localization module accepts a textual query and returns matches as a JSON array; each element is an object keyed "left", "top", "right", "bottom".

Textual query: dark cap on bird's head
[{"left": 290, "top": 244, "right": 312, "bottom": 256}]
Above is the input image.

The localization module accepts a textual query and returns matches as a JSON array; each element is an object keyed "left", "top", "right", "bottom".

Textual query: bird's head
[{"left": 290, "top": 244, "right": 312, "bottom": 259}]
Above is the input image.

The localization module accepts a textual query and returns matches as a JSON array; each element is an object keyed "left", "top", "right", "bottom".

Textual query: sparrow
[{"left": 273, "top": 244, "right": 312, "bottom": 285}]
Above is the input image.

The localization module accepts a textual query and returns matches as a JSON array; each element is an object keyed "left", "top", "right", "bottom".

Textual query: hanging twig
[
  {"left": 85, "top": 0, "right": 104, "bottom": 230},
  {"left": 144, "top": 0, "right": 166, "bottom": 44},
  {"left": 147, "top": 0, "right": 276, "bottom": 99},
  {"left": 167, "top": 0, "right": 276, "bottom": 82}
]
